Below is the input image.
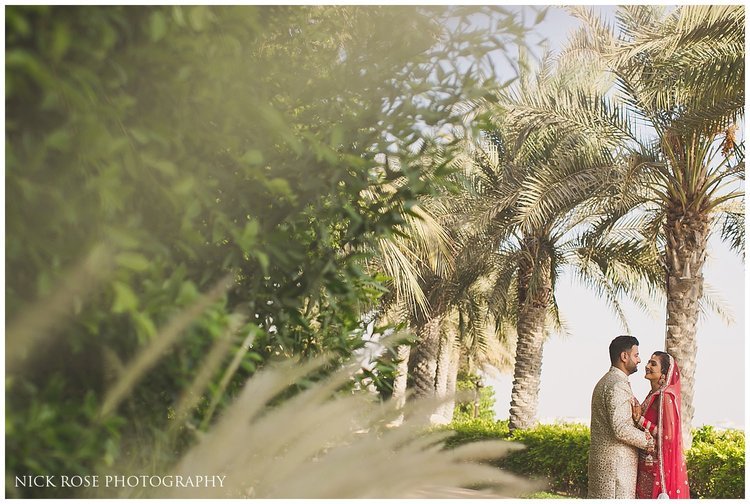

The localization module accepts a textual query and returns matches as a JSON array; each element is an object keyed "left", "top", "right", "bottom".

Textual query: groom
[{"left": 588, "top": 335, "right": 655, "bottom": 498}]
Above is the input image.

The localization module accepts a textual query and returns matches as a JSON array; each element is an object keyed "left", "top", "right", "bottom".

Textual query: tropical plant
[
  {"left": 403, "top": 215, "right": 522, "bottom": 419},
  {"left": 567, "top": 4, "right": 745, "bottom": 446},
  {"left": 456, "top": 46, "right": 665, "bottom": 431},
  {"left": 366, "top": 148, "right": 520, "bottom": 422},
  {"left": 452, "top": 371, "right": 499, "bottom": 423}
]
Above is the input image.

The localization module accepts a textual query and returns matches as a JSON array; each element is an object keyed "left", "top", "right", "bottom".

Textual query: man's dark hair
[{"left": 609, "top": 335, "right": 639, "bottom": 365}]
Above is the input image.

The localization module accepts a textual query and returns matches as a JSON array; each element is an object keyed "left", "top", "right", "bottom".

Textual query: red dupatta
[{"left": 648, "top": 354, "right": 690, "bottom": 498}]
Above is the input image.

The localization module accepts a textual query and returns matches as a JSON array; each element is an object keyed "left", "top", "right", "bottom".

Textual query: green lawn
[{"left": 524, "top": 491, "right": 572, "bottom": 499}]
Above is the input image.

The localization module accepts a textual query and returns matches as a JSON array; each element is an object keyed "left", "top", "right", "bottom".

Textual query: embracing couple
[{"left": 588, "top": 335, "right": 690, "bottom": 499}]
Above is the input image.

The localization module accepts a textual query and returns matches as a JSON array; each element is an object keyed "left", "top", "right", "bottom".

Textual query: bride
[{"left": 631, "top": 351, "right": 691, "bottom": 499}]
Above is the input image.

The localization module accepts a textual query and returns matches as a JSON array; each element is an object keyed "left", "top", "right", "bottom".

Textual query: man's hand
[{"left": 631, "top": 398, "right": 642, "bottom": 422}]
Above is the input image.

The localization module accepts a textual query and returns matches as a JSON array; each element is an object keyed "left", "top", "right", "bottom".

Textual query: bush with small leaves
[{"left": 443, "top": 420, "right": 745, "bottom": 499}]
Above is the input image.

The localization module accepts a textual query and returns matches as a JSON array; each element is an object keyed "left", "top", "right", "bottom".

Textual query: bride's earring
[{"left": 658, "top": 375, "right": 666, "bottom": 386}]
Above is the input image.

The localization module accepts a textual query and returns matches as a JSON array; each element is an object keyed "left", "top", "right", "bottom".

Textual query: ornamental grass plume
[{"left": 144, "top": 356, "right": 536, "bottom": 499}]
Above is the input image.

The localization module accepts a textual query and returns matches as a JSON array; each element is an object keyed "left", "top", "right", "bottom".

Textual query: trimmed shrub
[
  {"left": 443, "top": 418, "right": 510, "bottom": 449},
  {"left": 443, "top": 420, "right": 745, "bottom": 499},
  {"left": 504, "top": 423, "right": 590, "bottom": 497},
  {"left": 687, "top": 425, "right": 746, "bottom": 499}
]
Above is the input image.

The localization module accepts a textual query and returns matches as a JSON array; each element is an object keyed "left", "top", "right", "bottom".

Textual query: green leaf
[
  {"left": 149, "top": 11, "right": 167, "bottom": 42},
  {"left": 129, "top": 128, "right": 150, "bottom": 145},
  {"left": 50, "top": 22, "right": 71, "bottom": 62},
  {"left": 46, "top": 129, "right": 71, "bottom": 152},
  {"left": 254, "top": 251, "right": 270, "bottom": 274},
  {"left": 104, "top": 227, "right": 141, "bottom": 249},
  {"left": 241, "top": 149, "right": 264, "bottom": 165},
  {"left": 111, "top": 281, "right": 138, "bottom": 313},
  {"left": 171, "top": 6, "right": 186, "bottom": 27},
  {"left": 174, "top": 176, "right": 195, "bottom": 195},
  {"left": 235, "top": 220, "right": 259, "bottom": 253},
  {"left": 176, "top": 280, "right": 200, "bottom": 305},
  {"left": 188, "top": 6, "right": 210, "bottom": 31},
  {"left": 266, "top": 178, "right": 293, "bottom": 198},
  {"left": 6, "top": 10, "right": 31, "bottom": 37},
  {"left": 115, "top": 252, "right": 150, "bottom": 272},
  {"left": 152, "top": 160, "right": 177, "bottom": 176},
  {"left": 132, "top": 312, "right": 157, "bottom": 341}
]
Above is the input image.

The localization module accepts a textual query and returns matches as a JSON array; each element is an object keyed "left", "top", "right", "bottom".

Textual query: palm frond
[
  {"left": 376, "top": 238, "right": 428, "bottom": 317},
  {"left": 717, "top": 200, "right": 745, "bottom": 258},
  {"left": 698, "top": 281, "right": 735, "bottom": 326}
]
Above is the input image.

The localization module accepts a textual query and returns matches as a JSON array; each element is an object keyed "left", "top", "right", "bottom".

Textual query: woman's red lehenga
[{"left": 635, "top": 355, "right": 690, "bottom": 499}]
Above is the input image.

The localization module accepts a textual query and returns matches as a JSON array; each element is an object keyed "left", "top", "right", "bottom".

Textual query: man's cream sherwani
[{"left": 587, "top": 366, "right": 652, "bottom": 499}]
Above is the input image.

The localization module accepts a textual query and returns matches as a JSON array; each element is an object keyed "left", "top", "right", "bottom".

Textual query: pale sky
[{"left": 485, "top": 6, "right": 746, "bottom": 430}]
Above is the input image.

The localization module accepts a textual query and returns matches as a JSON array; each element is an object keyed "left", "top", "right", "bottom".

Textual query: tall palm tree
[
  {"left": 428, "top": 244, "right": 520, "bottom": 424},
  {"left": 371, "top": 169, "right": 517, "bottom": 424},
  {"left": 457, "top": 47, "right": 665, "bottom": 431},
  {"left": 361, "top": 155, "right": 503, "bottom": 418},
  {"left": 567, "top": 5, "right": 745, "bottom": 447},
  {"left": 403, "top": 226, "right": 503, "bottom": 404},
  {"left": 366, "top": 183, "right": 455, "bottom": 409},
  {"left": 432, "top": 273, "right": 518, "bottom": 424}
]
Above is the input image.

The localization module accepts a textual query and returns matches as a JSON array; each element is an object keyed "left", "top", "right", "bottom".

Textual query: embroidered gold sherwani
[{"left": 588, "top": 366, "right": 653, "bottom": 499}]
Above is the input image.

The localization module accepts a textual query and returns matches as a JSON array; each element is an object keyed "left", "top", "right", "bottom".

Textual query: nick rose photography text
[{"left": 15, "top": 474, "right": 227, "bottom": 488}]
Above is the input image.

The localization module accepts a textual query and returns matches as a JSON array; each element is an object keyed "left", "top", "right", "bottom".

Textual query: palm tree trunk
[
  {"left": 663, "top": 209, "right": 709, "bottom": 450},
  {"left": 391, "top": 344, "right": 411, "bottom": 408},
  {"left": 433, "top": 326, "right": 459, "bottom": 424},
  {"left": 389, "top": 344, "right": 411, "bottom": 427},
  {"left": 509, "top": 239, "right": 551, "bottom": 432},
  {"left": 443, "top": 340, "right": 461, "bottom": 422},
  {"left": 409, "top": 315, "right": 443, "bottom": 400}
]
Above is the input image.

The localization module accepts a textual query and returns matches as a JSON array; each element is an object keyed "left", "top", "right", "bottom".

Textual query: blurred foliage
[
  {"left": 5, "top": 375, "right": 125, "bottom": 498},
  {"left": 5, "top": 4, "right": 527, "bottom": 497},
  {"left": 442, "top": 420, "right": 745, "bottom": 499}
]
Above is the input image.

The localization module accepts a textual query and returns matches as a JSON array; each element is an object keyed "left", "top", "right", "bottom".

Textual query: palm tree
[
  {"left": 370, "top": 169, "right": 517, "bottom": 424},
  {"left": 404, "top": 192, "right": 525, "bottom": 421},
  {"left": 428, "top": 246, "right": 519, "bottom": 424},
  {"left": 432, "top": 277, "right": 518, "bottom": 424},
  {"left": 457, "top": 47, "right": 665, "bottom": 431},
  {"left": 360, "top": 155, "right": 495, "bottom": 420},
  {"left": 366, "top": 184, "right": 455, "bottom": 411},
  {"left": 567, "top": 5, "right": 745, "bottom": 446}
]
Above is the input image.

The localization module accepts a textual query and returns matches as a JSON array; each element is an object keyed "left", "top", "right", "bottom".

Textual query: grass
[{"left": 524, "top": 491, "right": 572, "bottom": 498}]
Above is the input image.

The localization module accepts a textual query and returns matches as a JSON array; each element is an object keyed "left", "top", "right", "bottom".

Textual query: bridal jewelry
[{"left": 644, "top": 453, "right": 654, "bottom": 467}]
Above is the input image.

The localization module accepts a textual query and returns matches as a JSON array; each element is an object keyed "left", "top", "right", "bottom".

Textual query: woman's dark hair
[
  {"left": 652, "top": 351, "right": 671, "bottom": 377},
  {"left": 609, "top": 335, "right": 640, "bottom": 365}
]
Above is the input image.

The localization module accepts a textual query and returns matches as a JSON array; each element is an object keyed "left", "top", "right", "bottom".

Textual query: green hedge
[
  {"left": 503, "top": 423, "right": 590, "bottom": 497},
  {"left": 444, "top": 420, "right": 745, "bottom": 499},
  {"left": 687, "top": 425, "right": 746, "bottom": 499},
  {"left": 443, "top": 418, "right": 510, "bottom": 449}
]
